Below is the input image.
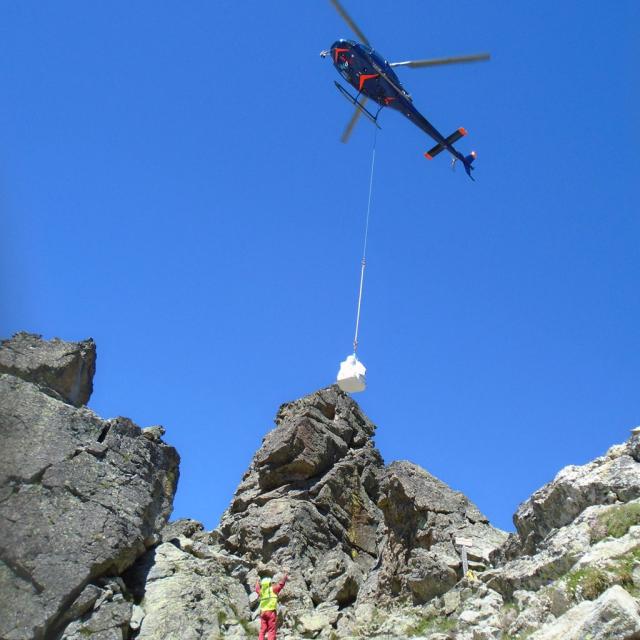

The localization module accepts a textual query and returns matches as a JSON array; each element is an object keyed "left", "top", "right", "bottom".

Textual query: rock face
[
  {"left": 529, "top": 585, "right": 640, "bottom": 640},
  {"left": 0, "top": 334, "right": 179, "bottom": 640},
  {"left": 217, "top": 387, "right": 387, "bottom": 617},
  {"left": 4, "top": 332, "right": 640, "bottom": 640},
  {"left": 124, "top": 540, "right": 251, "bottom": 640},
  {"left": 512, "top": 434, "right": 640, "bottom": 555},
  {"left": 374, "top": 461, "right": 507, "bottom": 604},
  {"left": 474, "top": 434, "right": 640, "bottom": 640},
  {"left": 0, "top": 332, "right": 96, "bottom": 406}
]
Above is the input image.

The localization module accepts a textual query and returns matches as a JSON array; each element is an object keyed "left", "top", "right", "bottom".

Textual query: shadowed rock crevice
[{"left": 97, "top": 423, "right": 111, "bottom": 443}]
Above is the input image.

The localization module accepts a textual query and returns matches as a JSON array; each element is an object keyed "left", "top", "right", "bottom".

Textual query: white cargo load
[{"left": 336, "top": 354, "right": 366, "bottom": 393}]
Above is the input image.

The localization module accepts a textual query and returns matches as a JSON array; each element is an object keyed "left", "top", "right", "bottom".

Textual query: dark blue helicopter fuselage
[{"left": 330, "top": 39, "right": 468, "bottom": 166}]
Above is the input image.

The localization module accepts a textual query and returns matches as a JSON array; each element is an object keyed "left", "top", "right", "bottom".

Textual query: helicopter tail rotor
[
  {"left": 424, "top": 127, "right": 467, "bottom": 160},
  {"left": 424, "top": 128, "right": 477, "bottom": 180}
]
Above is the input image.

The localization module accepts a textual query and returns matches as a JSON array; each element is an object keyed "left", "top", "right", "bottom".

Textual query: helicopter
[{"left": 320, "top": 0, "right": 490, "bottom": 179}]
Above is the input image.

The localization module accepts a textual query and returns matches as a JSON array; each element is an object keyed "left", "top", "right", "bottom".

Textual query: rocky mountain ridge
[{"left": 1, "top": 333, "right": 640, "bottom": 639}]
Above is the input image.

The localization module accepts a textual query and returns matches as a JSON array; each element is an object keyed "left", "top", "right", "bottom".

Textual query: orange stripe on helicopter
[
  {"left": 358, "top": 73, "right": 380, "bottom": 91},
  {"left": 333, "top": 48, "right": 350, "bottom": 63}
]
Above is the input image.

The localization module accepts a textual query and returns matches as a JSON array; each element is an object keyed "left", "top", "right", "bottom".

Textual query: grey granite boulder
[
  {"left": 374, "top": 461, "right": 508, "bottom": 604},
  {"left": 529, "top": 585, "right": 640, "bottom": 640},
  {"left": 0, "top": 332, "right": 96, "bottom": 406},
  {"left": 513, "top": 435, "right": 640, "bottom": 555},
  {"left": 483, "top": 504, "right": 600, "bottom": 598},
  {"left": 61, "top": 578, "right": 133, "bottom": 640},
  {"left": 160, "top": 518, "right": 205, "bottom": 543},
  {"left": 0, "top": 336, "right": 179, "bottom": 640},
  {"left": 124, "top": 541, "right": 251, "bottom": 640}
]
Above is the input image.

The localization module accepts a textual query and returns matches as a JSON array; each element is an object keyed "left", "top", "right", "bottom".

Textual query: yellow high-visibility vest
[{"left": 260, "top": 583, "right": 278, "bottom": 612}]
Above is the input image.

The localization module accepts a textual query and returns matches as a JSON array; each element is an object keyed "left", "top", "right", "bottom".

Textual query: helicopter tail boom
[{"left": 424, "top": 127, "right": 467, "bottom": 160}]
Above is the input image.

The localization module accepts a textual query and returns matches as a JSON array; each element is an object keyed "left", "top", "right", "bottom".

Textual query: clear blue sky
[{"left": 2, "top": 1, "right": 638, "bottom": 532}]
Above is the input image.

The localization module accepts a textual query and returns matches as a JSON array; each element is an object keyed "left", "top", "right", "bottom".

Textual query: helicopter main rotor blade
[
  {"left": 340, "top": 98, "right": 367, "bottom": 143},
  {"left": 390, "top": 53, "right": 490, "bottom": 69},
  {"left": 329, "top": 0, "right": 370, "bottom": 46}
]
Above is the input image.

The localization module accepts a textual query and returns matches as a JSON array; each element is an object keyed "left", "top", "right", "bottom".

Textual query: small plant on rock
[
  {"left": 591, "top": 503, "right": 640, "bottom": 542},
  {"left": 610, "top": 547, "right": 640, "bottom": 594},
  {"left": 501, "top": 601, "right": 520, "bottom": 614},
  {"left": 500, "top": 600, "right": 521, "bottom": 631},
  {"left": 406, "top": 614, "right": 456, "bottom": 636},
  {"left": 565, "top": 566, "right": 610, "bottom": 600}
]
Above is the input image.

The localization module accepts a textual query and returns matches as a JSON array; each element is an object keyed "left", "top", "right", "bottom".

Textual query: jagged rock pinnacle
[{"left": 216, "top": 385, "right": 506, "bottom": 620}]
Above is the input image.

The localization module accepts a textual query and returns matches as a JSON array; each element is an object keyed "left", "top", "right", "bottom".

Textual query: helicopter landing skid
[{"left": 334, "top": 82, "right": 382, "bottom": 129}]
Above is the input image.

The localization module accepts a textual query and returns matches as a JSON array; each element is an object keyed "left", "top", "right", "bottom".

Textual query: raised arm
[{"left": 273, "top": 574, "right": 288, "bottom": 594}]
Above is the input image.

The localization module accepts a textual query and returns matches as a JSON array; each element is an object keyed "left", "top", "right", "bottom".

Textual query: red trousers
[{"left": 258, "top": 610, "right": 277, "bottom": 640}]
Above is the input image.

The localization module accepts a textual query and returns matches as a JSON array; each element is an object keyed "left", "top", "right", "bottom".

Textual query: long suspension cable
[{"left": 353, "top": 126, "right": 378, "bottom": 355}]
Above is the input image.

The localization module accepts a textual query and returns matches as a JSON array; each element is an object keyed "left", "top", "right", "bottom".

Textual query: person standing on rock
[{"left": 255, "top": 574, "right": 288, "bottom": 640}]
